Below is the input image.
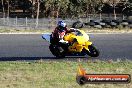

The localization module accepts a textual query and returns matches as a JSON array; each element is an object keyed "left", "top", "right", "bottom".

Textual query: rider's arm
[
  {"left": 52, "top": 27, "right": 59, "bottom": 38},
  {"left": 66, "top": 28, "right": 78, "bottom": 33}
]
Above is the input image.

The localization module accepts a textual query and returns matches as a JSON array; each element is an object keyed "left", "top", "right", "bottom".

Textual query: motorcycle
[{"left": 42, "top": 28, "right": 99, "bottom": 58}]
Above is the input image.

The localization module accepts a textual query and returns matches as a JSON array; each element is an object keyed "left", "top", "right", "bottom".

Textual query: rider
[{"left": 52, "top": 20, "right": 69, "bottom": 43}]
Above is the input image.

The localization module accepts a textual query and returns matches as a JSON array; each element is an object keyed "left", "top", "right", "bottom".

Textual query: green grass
[{"left": 0, "top": 60, "right": 131, "bottom": 88}]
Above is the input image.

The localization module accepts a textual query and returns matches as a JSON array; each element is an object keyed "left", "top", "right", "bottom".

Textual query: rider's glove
[{"left": 59, "top": 39, "right": 68, "bottom": 43}]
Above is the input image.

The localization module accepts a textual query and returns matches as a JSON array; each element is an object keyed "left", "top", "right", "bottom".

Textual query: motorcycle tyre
[
  {"left": 49, "top": 44, "right": 65, "bottom": 58},
  {"left": 86, "top": 45, "right": 99, "bottom": 57}
]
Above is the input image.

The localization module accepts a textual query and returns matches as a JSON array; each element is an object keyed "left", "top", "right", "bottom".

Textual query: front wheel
[
  {"left": 87, "top": 45, "right": 99, "bottom": 57},
  {"left": 49, "top": 44, "right": 65, "bottom": 58}
]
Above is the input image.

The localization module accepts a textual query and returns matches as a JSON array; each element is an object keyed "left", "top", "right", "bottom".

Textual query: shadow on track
[
  {"left": 0, "top": 56, "right": 92, "bottom": 61},
  {"left": 0, "top": 57, "right": 55, "bottom": 61}
]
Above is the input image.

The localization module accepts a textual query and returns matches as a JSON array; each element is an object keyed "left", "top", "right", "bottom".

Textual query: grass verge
[
  {"left": 0, "top": 60, "right": 131, "bottom": 88},
  {"left": 0, "top": 27, "right": 132, "bottom": 33}
]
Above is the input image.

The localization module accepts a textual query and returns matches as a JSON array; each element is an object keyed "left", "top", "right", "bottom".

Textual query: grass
[
  {"left": 0, "top": 28, "right": 52, "bottom": 33},
  {"left": 0, "top": 59, "right": 131, "bottom": 88},
  {"left": 0, "top": 27, "right": 132, "bottom": 33}
]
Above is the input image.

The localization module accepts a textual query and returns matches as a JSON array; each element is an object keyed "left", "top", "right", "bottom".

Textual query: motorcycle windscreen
[{"left": 42, "top": 33, "right": 51, "bottom": 42}]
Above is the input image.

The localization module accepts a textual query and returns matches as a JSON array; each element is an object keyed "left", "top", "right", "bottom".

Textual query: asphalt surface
[{"left": 0, "top": 34, "right": 132, "bottom": 61}]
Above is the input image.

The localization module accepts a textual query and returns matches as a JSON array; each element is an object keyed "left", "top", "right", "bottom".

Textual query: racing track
[{"left": 0, "top": 34, "right": 132, "bottom": 61}]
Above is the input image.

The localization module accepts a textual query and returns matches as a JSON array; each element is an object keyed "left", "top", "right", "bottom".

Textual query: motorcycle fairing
[
  {"left": 64, "top": 29, "right": 91, "bottom": 52},
  {"left": 68, "top": 41, "right": 92, "bottom": 52}
]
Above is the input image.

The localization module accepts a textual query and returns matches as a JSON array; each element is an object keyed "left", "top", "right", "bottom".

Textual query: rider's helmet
[{"left": 57, "top": 21, "right": 67, "bottom": 32}]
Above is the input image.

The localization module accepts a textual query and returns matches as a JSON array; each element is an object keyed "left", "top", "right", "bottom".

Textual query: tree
[
  {"left": 129, "top": 0, "right": 132, "bottom": 3},
  {"left": 69, "top": 0, "right": 86, "bottom": 18},
  {"left": 7, "top": 0, "right": 10, "bottom": 17},
  {"left": 1, "top": 0, "right": 5, "bottom": 17},
  {"left": 58, "top": 0, "right": 69, "bottom": 18},
  {"left": 122, "top": 2, "right": 132, "bottom": 16},
  {"left": 40, "top": 0, "right": 69, "bottom": 18},
  {"left": 36, "top": 0, "right": 40, "bottom": 27},
  {"left": 104, "top": 0, "right": 121, "bottom": 20},
  {"left": 82, "top": 0, "right": 103, "bottom": 19},
  {"left": 52, "top": 0, "right": 61, "bottom": 18}
]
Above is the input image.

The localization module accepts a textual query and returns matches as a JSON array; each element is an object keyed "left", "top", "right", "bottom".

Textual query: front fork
[{"left": 83, "top": 41, "right": 92, "bottom": 51}]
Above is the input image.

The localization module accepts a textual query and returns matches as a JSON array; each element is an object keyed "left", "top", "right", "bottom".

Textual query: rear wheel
[
  {"left": 87, "top": 45, "right": 99, "bottom": 57},
  {"left": 49, "top": 44, "right": 65, "bottom": 58}
]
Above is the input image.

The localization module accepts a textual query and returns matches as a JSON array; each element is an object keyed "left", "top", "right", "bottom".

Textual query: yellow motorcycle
[{"left": 42, "top": 28, "right": 99, "bottom": 58}]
